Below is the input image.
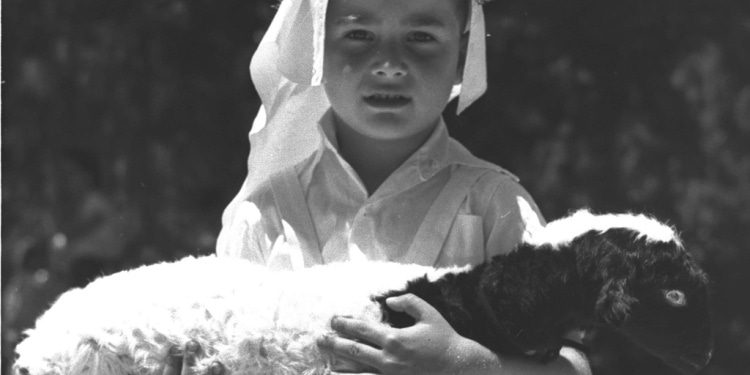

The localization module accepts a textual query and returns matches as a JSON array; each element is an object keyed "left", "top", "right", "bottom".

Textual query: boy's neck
[{"left": 333, "top": 119, "right": 437, "bottom": 196}]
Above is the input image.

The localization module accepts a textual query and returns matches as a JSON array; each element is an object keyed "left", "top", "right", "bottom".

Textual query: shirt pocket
[{"left": 436, "top": 214, "right": 484, "bottom": 267}]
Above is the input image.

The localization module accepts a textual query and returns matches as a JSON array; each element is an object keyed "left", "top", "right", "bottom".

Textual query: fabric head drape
[{"left": 218, "top": 0, "right": 489, "bottom": 247}]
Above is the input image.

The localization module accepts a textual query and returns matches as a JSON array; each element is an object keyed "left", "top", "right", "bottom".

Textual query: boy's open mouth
[{"left": 364, "top": 93, "right": 411, "bottom": 108}]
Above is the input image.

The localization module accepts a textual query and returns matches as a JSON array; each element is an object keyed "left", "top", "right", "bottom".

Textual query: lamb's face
[
  {"left": 522, "top": 202, "right": 713, "bottom": 373},
  {"left": 618, "top": 241, "right": 713, "bottom": 375}
]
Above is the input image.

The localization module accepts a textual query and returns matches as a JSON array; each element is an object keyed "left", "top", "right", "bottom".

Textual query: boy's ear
[{"left": 454, "top": 31, "right": 470, "bottom": 85}]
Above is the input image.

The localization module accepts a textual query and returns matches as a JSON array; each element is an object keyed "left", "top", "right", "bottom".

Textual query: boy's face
[{"left": 324, "top": 0, "right": 466, "bottom": 142}]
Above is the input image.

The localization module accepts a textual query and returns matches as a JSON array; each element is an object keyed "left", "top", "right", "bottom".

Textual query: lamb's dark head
[
  {"left": 519, "top": 200, "right": 714, "bottom": 374},
  {"left": 595, "top": 229, "right": 712, "bottom": 375}
]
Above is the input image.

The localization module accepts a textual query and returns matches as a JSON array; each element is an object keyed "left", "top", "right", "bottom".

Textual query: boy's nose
[
  {"left": 371, "top": 48, "right": 407, "bottom": 79},
  {"left": 372, "top": 61, "right": 407, "bottom": 79}
]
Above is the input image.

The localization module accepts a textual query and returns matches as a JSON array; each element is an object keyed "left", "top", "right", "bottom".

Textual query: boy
[{"left": 167, "top": 0, "right": 591, "bottom": 373}]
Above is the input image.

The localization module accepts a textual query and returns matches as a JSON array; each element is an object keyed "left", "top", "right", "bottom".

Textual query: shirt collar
[
  {"left": 309, "top": 112, "right": 507, "bottom": 197},
  {"left": 413, "top": 118, "right": 450, "bottom": 181},
  {"left": 318, "top": 110, "right": 339, "bottom": 151},
  {"left": 317, "top": 112, "right": 450, "bottom": 181},
  {"left": 412, "top": 117, "right": 510, "bottom": 181}
]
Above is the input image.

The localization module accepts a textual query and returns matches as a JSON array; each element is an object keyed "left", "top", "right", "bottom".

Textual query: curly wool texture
[{"left": 13, "top": 258, "right": 461, "bottom": 375}]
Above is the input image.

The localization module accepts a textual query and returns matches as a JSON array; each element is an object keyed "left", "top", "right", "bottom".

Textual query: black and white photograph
[{"left": 2, "top": 0, "right": 749, "bottom": 374}]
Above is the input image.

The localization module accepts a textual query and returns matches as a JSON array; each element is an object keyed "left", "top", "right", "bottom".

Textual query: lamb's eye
[{"left": 664, "top": 290, "right": 686, "bottom": 307}]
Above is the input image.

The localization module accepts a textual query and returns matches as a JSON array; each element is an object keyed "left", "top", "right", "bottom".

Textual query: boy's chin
[
  {"left": 364, "top": 118, "right": 439, "bottom": 144},
  {"left": 332, "top": 107, "right": 438, "bottom": 143},
  {"left": 360, "top": 114, "right": 416, "bottom": 135}
]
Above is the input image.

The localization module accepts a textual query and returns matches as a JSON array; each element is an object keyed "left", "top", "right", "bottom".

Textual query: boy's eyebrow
[
  {"left": 331, "top": 13, "right": 449, "bottom": 28},
  {"left": 403, "top": 14, "right": 448, "bottom": 28},
  {"left": 331, "top": 14, "right": 375, "bottom": 26}
]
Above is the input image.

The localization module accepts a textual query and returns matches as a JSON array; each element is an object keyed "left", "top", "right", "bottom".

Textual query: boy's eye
[
  {"left": 408, "top": 32, "right": 436, "bottom": 43},
  {"left": 345, "top": 30, "right": 373, "bottom": 41}
]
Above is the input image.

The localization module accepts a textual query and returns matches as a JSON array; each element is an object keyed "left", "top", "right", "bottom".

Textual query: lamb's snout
[
  {"left": 655, "top": 338, "right": 713, "bottom": 375},
  {"left": 613, "top": 245, "right": 714, "bottom": 375}
]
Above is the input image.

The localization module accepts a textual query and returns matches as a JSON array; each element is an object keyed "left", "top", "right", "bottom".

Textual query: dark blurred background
[{"left": 2, "top": 0, "right": 748, "bottom": 374}]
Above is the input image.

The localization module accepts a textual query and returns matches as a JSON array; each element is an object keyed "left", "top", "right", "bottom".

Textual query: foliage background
[{"left": 2, "top": 0, "right": 749, "bottom": 373}]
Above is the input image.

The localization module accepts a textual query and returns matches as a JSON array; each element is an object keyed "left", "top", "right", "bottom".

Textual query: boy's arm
[
  {"left": 161, "top": 341, "right": 226, "bottom": 375},
  {"left": 318, "top": 294, "right": 591, "bottom": 375},
  {"left": 449, "top": 336, "right": 591, "bottom": 375}
]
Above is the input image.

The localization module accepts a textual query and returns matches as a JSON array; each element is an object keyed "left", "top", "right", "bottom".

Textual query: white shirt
[{"left": 217, "top": 113, "right": 544, "bottom": 269}]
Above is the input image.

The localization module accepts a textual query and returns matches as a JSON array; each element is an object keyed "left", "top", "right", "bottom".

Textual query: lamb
[{"left": 13, "top": 198, "right": 713, "bottom": 375}]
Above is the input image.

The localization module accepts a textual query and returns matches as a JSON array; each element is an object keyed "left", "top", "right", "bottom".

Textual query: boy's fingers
[
  {"left": 181, "top": 341, "right": 200, "bottom": 375},
  {"left": 162, "top": 346, "right": 182, "bottom": 375},
  {"left": 163, "top": 342, "right": 224, "bottom": 375},
  {"left": 385, "top": 293, "right": 436, "bottom": 321},
  {"left": 209, "top": 361, "right": 225, "bottom": 375},
  {"left": 317, "top": 334, "right": 381, "bottom": 369},
  {"left": 330, "top": 317, "right": 387, "bottom": 345}
]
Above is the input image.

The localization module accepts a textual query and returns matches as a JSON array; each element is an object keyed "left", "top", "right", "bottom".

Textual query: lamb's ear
[{"left": 595, "top": 278, "right": 637, "bottom": 327}]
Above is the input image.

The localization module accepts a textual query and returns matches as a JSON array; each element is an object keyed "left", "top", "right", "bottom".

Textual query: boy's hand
[
  {"left": 317, "top": 294, "right": 465, "bottom": 375},
  {"left": 161, "top": 341, "right": 225, "bottom": 375}
]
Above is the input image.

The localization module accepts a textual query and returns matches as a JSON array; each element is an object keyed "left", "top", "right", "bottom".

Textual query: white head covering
[{"left": 218, "top": 0, "right": 488, "bottom": 244}]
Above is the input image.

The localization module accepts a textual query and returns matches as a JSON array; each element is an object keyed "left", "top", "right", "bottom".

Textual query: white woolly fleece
[{"left": 14, "top": 257, "right": 466, "bottom": 375}]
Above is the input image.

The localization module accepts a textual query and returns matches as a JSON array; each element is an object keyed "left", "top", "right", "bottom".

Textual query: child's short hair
[{"left": 454, "top": 0, "right": 471, "bottom": 32}]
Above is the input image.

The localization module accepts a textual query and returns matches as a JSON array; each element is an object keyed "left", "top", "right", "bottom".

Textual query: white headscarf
[{"left": 218, "top": 0, "right": 488, "bottom": 244}]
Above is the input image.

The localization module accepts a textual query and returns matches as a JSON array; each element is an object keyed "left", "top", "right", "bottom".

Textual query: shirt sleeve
[
  {"left": 479, "top": 174, "right": 546, "bottom": 260},
  {"left": 216, "top": 186, "right": 284, "bottom": 265},
  {"left": 216, "top": 201, "right": 268, "bottom": 263}
]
